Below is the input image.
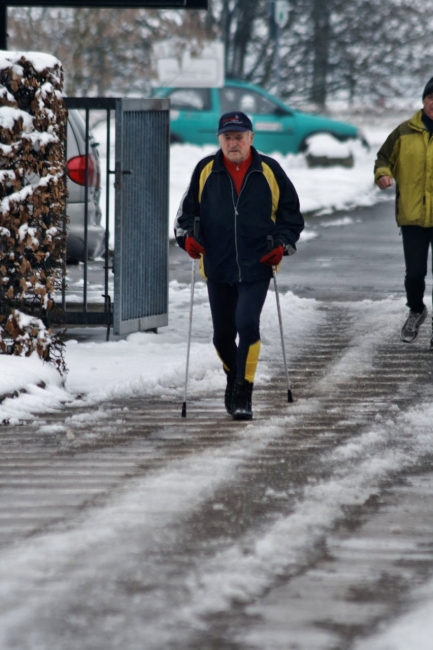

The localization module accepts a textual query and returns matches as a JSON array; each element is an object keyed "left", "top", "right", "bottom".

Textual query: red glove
[
  {"left": 185, "top": 236, "right": 205, "bottom": 259},
  {"left": 260, "top": 245, "right": 284, "bottom": 266}
]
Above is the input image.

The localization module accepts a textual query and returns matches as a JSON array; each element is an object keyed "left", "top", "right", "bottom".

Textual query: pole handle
[{"left": 194, "top": 216, "right": 200, "bottom": 241}]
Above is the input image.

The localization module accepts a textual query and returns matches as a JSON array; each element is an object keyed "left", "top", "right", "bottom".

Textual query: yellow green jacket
[{"left": 374, "top": 110, "right": 433, "bottom": 227}]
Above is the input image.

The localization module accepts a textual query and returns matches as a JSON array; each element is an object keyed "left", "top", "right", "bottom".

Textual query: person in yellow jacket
[{"left": 374, "top": 77, "right": 433, "bottom": 346}]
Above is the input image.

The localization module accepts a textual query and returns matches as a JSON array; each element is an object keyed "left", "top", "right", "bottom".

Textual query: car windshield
[
  {"left": 219, "top": 87, "right": 281, "bottom": 115},
  {"left": 168, "top": 88, "right": 211, "bottom": 111}
]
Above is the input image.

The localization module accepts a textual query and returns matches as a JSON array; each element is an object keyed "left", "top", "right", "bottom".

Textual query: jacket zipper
[
  {"left": 229, "top": 169, "right": 261, "bottom": 282},
  {"left": 228, "top": 174, "right": 242, "bottom": 282}
]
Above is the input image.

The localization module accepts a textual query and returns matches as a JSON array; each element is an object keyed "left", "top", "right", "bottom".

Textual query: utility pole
[{"left": 0, "top": 3, "right": 7, "bottom": 50}]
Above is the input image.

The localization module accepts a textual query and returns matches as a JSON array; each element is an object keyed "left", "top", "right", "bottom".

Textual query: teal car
[{"left": 152, "top": 80, "right": 366, "bottom": 155}]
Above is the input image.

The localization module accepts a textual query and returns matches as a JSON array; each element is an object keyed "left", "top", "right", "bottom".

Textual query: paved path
[{"left": 1, "top": 200, "right": 433, "bottom": 650}]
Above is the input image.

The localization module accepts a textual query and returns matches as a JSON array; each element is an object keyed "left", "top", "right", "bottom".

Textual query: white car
[{"left": 66, "top": 110, "right": 105, "bottom": 263}]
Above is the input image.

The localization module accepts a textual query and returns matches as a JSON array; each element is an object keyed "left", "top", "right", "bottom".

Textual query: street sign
[
  {"left": 274, "top": 0, "right": 290, "bottom": 28},
  {"left": 1, "top": 1, "right": 208, "bottom": 7}
]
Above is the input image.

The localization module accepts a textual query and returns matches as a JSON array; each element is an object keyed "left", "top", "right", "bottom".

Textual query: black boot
[
  {"left": 224, "top": 374, "right": 236, "bottom": 415},
  {"left": 232, "top": 380, "right": 253, "bottom": 421}
]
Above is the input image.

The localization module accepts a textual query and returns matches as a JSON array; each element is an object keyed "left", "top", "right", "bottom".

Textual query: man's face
[
  {"left": 218, "top": 130, "right": 254, "bottom": 163},
  {"left": 424, "top": 93, "right": 433, "bottom": 120}
]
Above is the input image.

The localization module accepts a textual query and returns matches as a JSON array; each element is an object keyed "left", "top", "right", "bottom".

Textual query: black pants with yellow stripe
[{"left": 207, "top": 279, "right": 270, "bottom": 383}]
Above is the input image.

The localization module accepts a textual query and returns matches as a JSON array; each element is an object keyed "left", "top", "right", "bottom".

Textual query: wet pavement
[{"left": 168, "top": 199, "right": 405, "bottom": 301}]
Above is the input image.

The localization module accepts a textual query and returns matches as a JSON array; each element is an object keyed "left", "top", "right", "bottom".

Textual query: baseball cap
[{"left": 217, "top": 111, "right": 253, "bottom": 135}]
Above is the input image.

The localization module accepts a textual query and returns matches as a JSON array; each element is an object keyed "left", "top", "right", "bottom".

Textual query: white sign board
[
  {"left": 275, "top": 0, "right": 290, "bottom": 28},
  {"left": 153, "top": 40, "right": 225, "bottom": 88}
]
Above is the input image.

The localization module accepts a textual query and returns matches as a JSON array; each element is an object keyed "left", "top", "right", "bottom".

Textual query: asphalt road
[{"left": 277, "top": 199, "right": 404, "bottom": 300}]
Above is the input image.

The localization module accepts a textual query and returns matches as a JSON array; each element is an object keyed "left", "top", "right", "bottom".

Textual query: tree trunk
[
  {"left": 221, "top": 0, "right": 258, "bottom": 80},
  {"left": 310, "top": 0, "right": 330, "bottom": 108},
  {"left": 231, "top": 0, "right": 257, "bottom": 79}
]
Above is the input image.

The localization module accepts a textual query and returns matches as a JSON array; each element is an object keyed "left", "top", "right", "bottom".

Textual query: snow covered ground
[{"left": 2, "top": 112, "right": 433, "bottom": 648}]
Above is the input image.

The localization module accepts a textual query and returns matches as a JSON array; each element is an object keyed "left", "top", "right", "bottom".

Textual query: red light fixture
[{"left": 67, "top": 155, "right": 98, "bottom": 188}]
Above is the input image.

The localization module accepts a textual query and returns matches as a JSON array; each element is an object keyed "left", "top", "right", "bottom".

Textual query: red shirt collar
[{"left": 222, "top": 149, "right": 252, "bottom": 172}]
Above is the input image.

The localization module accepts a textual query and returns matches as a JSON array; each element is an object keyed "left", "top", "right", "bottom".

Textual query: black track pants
[
  {"left": 207, "top": 279, "right": 270, "bottom": 382},
  {"left": 401, "top": 225, "right": 433, "bottom": 312}
]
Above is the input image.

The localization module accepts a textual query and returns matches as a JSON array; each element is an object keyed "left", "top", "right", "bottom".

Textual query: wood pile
[{"left": 0, "top": 51, "right": 67, "bottom": 373}]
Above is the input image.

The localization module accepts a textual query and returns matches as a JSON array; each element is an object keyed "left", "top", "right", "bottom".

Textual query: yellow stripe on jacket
[
  {"left": 261, "top": 162, "right": 280, "bottom": 223},
  {"left": 199, "top": 161, "right": 214, "bottom": 202}
]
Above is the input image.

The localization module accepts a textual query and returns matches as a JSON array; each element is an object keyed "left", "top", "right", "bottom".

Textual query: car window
[
  {"left": 168, "top": 88, "right": 211, "bottom": 111},
  {"left": 66, "top": 111, "right": 81, "bottom": 158},
  {"left": 219, "top": 87, "right": 280, "bottom": 115}
]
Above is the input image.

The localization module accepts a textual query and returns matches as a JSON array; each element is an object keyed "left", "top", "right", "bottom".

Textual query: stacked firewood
[{"left": 0, "top": 51, "right": 67, "bottom": 373}]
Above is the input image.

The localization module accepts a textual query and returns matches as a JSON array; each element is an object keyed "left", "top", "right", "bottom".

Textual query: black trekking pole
[
  {"left": 181, "top": 217, "right": 200, "bottom": 417},
  {"left": 272, "top": 264, "right": 293, "bottom": 403}
]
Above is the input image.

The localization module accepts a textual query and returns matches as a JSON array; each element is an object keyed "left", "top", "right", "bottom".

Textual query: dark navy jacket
[{"left": 174, "top": 146, "right": 304, "bottom": 283}]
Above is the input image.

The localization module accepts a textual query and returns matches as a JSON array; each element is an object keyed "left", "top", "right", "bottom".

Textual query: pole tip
[
  {"left": 288, "top": 389, "right": 293, "bottom": 403},
  {"left": 181, "top": 402, "right": 187, "bottom": 417}
]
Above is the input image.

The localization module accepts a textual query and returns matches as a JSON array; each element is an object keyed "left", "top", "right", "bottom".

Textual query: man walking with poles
[{"left": 175, "top": 111, "right": 303, "bottom": 420}]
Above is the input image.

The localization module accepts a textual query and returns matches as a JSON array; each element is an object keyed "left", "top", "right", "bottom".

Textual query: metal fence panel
[
  {"left": 114, "top": 98, "right": 170, "bottom": 335},
  {"left": 57, "top": 97, "right": 116, "bottom": 332}
]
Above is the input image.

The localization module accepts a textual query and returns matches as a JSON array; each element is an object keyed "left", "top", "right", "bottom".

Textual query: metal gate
[
  {"left": 61, "top": 97, "right": 170, "bottom": 337},
  {"left": 114, "top": 98, "right": 170, "bottom": 335}
]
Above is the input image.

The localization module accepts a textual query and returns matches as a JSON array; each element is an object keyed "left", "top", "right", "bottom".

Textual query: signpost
[
  {"left": 274, "top": 0, "right": 289, "bottom": 28},
  {"left": 0, "top": 1, "right": 208, "bottom": 50},
  {"left": 269, "top": 0, "right": 290, "bottom": 97}
]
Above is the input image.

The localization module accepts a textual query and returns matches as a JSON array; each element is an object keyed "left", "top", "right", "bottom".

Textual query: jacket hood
[{"left": 408, "top": 109, "right": 425, "bottom": 133}]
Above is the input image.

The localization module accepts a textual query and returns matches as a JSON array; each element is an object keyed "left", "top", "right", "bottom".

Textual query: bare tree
[{"left": 7, "top": 7, "right": 212, "bottom": 97}]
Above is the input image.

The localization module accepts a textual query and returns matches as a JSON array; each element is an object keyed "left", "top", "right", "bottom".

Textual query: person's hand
[
  {"left": 377, "top": 175, "right": 393, "bottom": 190},
  {"left": 260, "top": 245, "right": 284, "bottom": 266},
  {"left": 185, "top": 236, "right": 205, "bottom": 259}
]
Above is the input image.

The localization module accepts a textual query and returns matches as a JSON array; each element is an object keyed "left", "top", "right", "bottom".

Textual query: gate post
[{"left": 114, "top": 98, "right": 170, "bottom": 335}]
